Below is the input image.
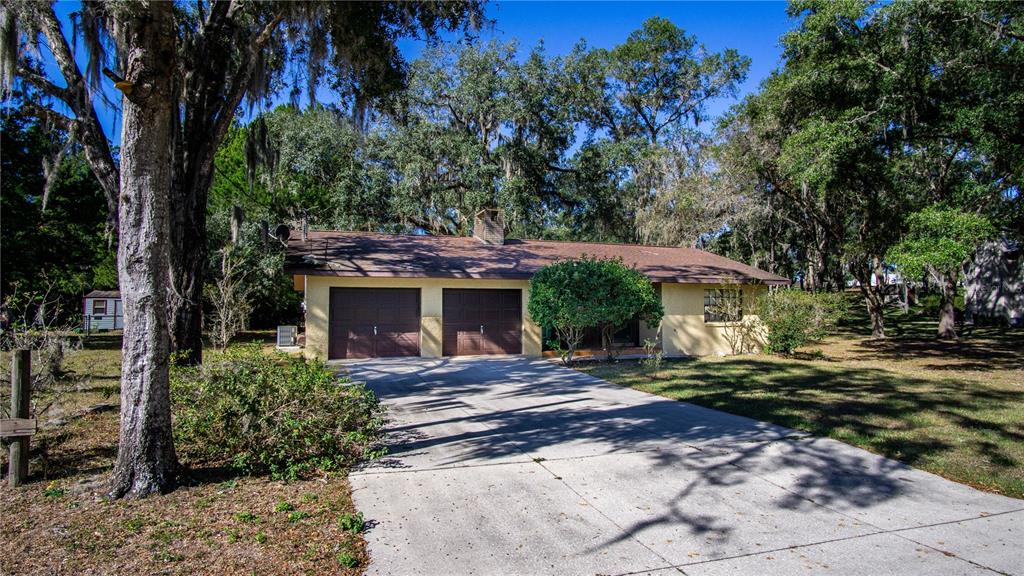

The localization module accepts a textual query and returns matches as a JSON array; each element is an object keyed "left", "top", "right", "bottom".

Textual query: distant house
[
  {"left": 965, "top": 237, "right": 1023, "bottom": 327},
  {"left": 285, "top": 209, "right": 789, "bottom": 360},
  {"left": 83, "top": 290, "right": 123, "bottom": 331}
]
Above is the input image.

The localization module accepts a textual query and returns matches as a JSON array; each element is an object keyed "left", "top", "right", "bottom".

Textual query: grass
[
  {"left": 580, "top": 302, "right": 1024, "bottom": 499},
  {"left": 0, "top": 331, "right": 369, "bottom": 576}
]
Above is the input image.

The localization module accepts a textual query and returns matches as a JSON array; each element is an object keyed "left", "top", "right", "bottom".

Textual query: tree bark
[
  {"left": 109, "top": 1, "right": 179, "bottom": 499},
  {"left": 855, "top": 261, "right": 886, "bottom": 339},
  {"left": 167, "top": 165, "right": 210, "bottom": 366},
  {"left": 863, "top": 287, "right": 887, "bottom": 339},
  {"left": 937, "top": 270, "right": 958, "bottom": 339},
  {"left": 165, "top": 9, "right": 276, "bottom": 366}
]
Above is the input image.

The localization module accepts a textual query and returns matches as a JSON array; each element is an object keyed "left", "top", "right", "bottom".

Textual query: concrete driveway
[{"left": 345, "top": 357, "right": 1023, "bottom": 576}]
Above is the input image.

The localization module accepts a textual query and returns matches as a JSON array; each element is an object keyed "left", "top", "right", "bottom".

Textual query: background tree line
[
  {"left": 6, "top": 4, "right": 1020, "bottom": 340},
  {"left": 212, "top": 16, "right": 750, "bottom": 246},
  {"left": 709, "top": 0, "right": 1022, "bottom": 337},
  {"left": 213, "top": 1, "right": 1021, "bottom": 341}
]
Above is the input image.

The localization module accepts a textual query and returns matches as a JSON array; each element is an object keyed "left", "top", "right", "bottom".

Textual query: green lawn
[{"left": 579, "top": 319, "right": 1024, "bottom": 499}]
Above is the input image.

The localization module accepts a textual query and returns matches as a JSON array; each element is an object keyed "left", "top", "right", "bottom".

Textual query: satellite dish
[{"left": 274, "top": 224, "right": 291, "bottom": 243}]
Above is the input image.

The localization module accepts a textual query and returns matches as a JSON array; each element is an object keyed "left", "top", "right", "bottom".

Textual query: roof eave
[{"left": 285, "top": 266, "right": 791, "bottom": 285}]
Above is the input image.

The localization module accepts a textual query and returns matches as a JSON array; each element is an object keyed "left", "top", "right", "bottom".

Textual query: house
[
  {"left": 965, "top": 237, "right": 1023, "bottom": 327},
  {"left": 82, "top": 290, "right": 123, "bottom": 331},
  {"left": 285, "top": 209, "right": 789, "bottom": 360}
]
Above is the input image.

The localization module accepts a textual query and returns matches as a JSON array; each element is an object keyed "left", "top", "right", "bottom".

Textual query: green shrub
[
  {"left": 338, "top": 511, "right": 365, "bottom": 534},
  {"left": 171, "top": 345, "right": 386, "bottom": 479},
  {"left": 756, "top": 289, "right": 845, "bottom": 355},
  {"left": 287, "top": 511, "right": 310, "bottom": 523},
  {"left": 234, "top": 511, "right": 258, "bottom": 523},
  {"left": 529, "top": 256, "right": 663, "bottom": 364},
  {"left": 336, "top": 549, "right": 359, "bottom": 568}
]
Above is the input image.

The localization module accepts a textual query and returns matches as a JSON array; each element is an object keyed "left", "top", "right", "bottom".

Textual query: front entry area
[
  {"left": 328, "top": 287, "right": 420, "bottom": 359},
  {"left": 442, "top": 288, "right": 522, "bottom": 356}
]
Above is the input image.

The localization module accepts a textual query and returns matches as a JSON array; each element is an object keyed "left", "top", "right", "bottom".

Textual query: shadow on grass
[
  {"left": 835, "top": 294, "right": 1024, "bottom": 366},
  {"left": 848, "top": 331, "right": 1024, "bottom": 372},
  {"left": 31, "top": 425, "right": 118, "bottom": 482},
  {"left": 607, "top": 356, "right": 1023, "bottom": 493}
]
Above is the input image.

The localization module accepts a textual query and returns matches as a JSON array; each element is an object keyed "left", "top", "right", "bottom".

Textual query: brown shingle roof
[
  {"left": 285, "top": 231, "right": 790, "bottom": 285},
  {"left": 84, "top": 290, "right": 120, "bottom": 299}
]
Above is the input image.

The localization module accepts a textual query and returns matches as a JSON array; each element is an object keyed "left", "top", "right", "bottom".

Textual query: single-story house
[
  {"left": 285, "top": 210, "right": 789, "bottom": 360},
  {"left": 82, "top": 290, "right": 123, "bottom": 331}
]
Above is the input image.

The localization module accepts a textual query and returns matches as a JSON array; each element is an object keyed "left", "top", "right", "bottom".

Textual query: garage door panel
[
  {"left": 352, "top": 308, "right": 377, "bottom": 323},
  {"left": 376, "top": 331, "right": 419, "bottom": 358},
  {"left": 442, "top": 289, "right": 522, "bottom": 356},
  {"left": 329, "top": 288, "right": 421, "bottom": 359},
  {"left": 347, "top": 328, "right": 376, "bottom": 359}
]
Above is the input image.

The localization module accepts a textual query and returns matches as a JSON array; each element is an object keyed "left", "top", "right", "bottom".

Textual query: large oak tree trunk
[
  {"left": 166, "top": 13, "right": 255, "bottom": 366},
  {"left": 109, "top": 1, "right": 179, "bottom": 499},
  {"left": 168, "top": 172, "right": 209, "bottom": 366},
  {"left": 937, "top": 270, "right": 958, "bottom": 339}
]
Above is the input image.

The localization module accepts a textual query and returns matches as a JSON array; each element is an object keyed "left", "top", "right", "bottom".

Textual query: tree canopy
[
  {"left": 710, "top": 0, "right": 1022, "bottom": 336},
  {"left": 219, "top": 17, "right": 750, "bottom": 245}
]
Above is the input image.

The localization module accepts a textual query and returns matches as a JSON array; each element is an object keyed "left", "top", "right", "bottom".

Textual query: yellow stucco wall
[
  {"left": 658, "top": 283, "right": 767, "bottom": 357},
  {"left": 303, "top": 275, "right": 765, "bottom": 359},
  {"left": 303, "top": 275, "right": 542, "bottom": 359}
]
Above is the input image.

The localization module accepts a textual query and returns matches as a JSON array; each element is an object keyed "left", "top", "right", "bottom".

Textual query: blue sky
[
  {"left": 411, "top": 1, "right": 794, "bottom": 118},
  {"left": 52, "top": 1, "right": 795, "bottom": 141}
]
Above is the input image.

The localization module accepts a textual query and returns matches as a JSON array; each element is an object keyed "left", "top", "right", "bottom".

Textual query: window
[
  {"left": 704, "top": 289, "right": 742, "bottom": 323},
  {"left": 92, "top": 299, "right": 107, "bottom": 315}
]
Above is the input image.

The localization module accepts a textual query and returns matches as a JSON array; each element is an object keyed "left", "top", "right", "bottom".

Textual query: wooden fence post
[{"left": 9, "top": 349, "right": 31, "bottom": 487}]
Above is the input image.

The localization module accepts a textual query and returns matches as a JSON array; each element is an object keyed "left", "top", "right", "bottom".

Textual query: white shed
[{"left": 83, "top": 290, "right": 123, "bottom": 331}]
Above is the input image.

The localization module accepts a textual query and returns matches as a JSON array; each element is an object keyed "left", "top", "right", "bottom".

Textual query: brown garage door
[
  {"left": 329, "top": 288, "right": 420, "bottom": 359},
  {"left": 442, "top": 289, "right": 522, "bottom": 356}
]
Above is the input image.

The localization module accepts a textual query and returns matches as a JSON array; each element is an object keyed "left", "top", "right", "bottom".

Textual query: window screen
[{"left": 92, "top": 299, "right": 107, "bottom": 314}]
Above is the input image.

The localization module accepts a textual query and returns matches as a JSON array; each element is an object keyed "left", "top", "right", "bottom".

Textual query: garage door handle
[{"left": 480, "top": 325, "right": 484, "bottom": 334}]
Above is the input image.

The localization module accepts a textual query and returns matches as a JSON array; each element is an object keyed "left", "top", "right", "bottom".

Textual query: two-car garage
[{"left": 328, "top": 287, "right": 523, "bottom": 359}]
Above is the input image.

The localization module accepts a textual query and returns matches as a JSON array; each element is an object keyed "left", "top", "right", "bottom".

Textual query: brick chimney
[{"left": 473, "top": 208, "right": 505, "bottom": 245}]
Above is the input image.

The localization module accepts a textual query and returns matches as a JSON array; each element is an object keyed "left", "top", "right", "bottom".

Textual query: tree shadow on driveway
[{"left": 345, "top": 357, "right": 1023, "bottom": 560}]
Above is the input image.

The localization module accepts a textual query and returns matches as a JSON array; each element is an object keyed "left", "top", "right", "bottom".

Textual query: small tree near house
[
  {"left": 756, "top": 288, "right": 846, "bottom": 355},
  {"left": 887, "top": 207, "right": 995, "bottom": 339},
  {"left": 205, "top": 247, "right": 253, "bottom": 351},
  {"left": 528, "top": 257, "right": 663, "bottom": 364},
  {"left": 705, "top": 283, "right": 760, "bottom": 355}
]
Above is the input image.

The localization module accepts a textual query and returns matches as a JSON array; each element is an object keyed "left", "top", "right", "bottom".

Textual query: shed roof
[
  {"left": 286, "top": 231, "right": 789, "bottom": 286},
  {"left": 84, "top": 290, "right": 120, "bottom": 299}
]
